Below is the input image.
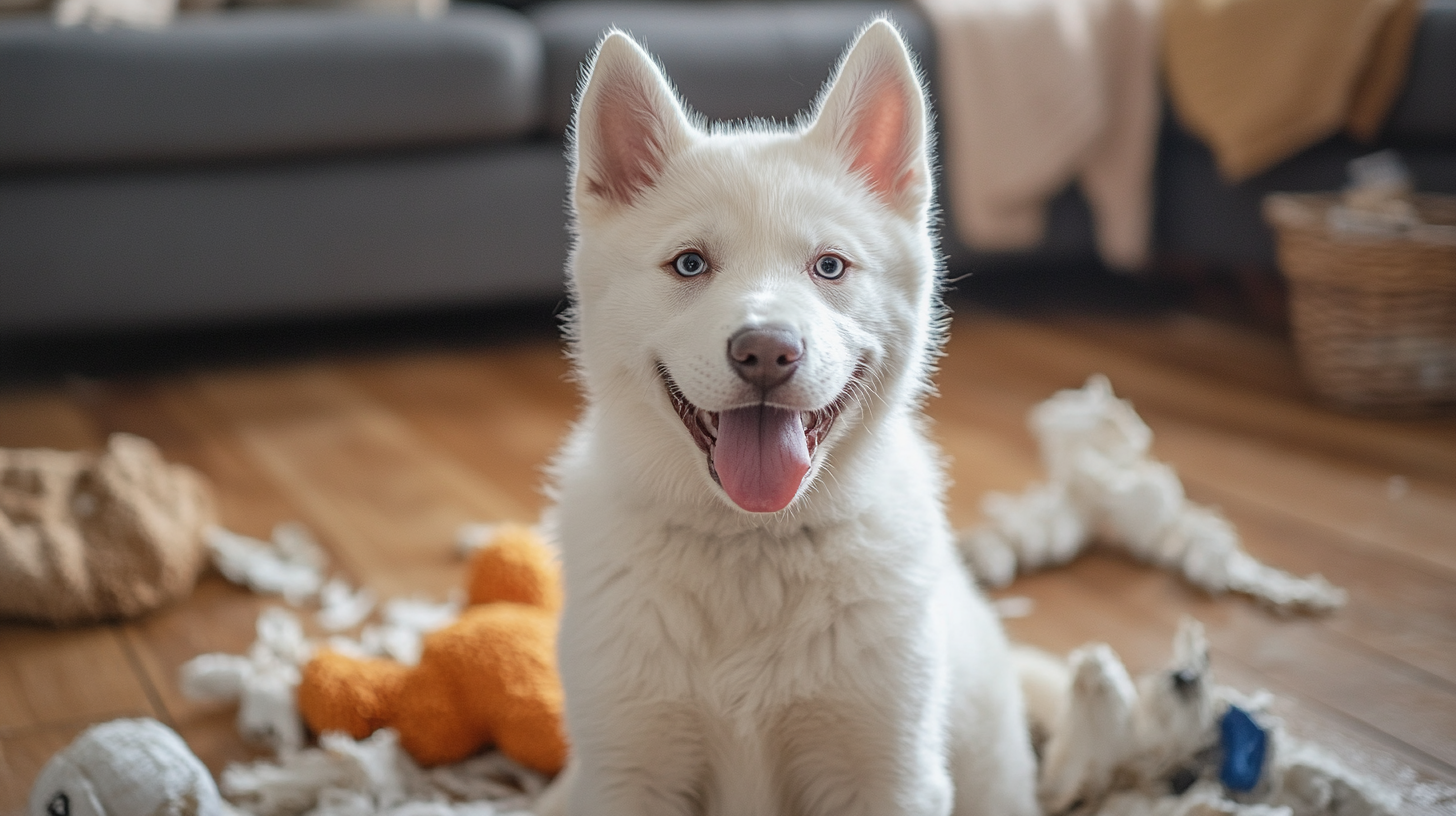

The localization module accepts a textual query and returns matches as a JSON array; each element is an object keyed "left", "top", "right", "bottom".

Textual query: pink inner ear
[
  {"left": 587, "top": 70, "right": 667, "bottom": 206},
  {"left": 847, "top": 77, "right": 915, "bottom": 202}
]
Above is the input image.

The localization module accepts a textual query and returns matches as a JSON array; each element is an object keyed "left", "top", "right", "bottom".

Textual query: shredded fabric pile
[
  {"left": 187, "top": 576, "right": 1403, "bottom": 816},
  {"left": 184, "top": 525, "right": 469, "bottom": 754},
  {"left": 958, "top": 375, "right": 1346, "bottom": 614},
  {"left": 218, "top": 730, "right": 544, "bottom": 816}
]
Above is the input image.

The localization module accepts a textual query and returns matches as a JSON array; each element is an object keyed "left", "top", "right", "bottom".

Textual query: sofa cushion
[
  {"left": 1383, "top": 0, "right": 1456, "bottom": 145},
  {"left": 0, "top": 5, "right": 542, "bottom": 168},
  {"left": 528, "top": 1, "right": 934, "bottom": 135}
]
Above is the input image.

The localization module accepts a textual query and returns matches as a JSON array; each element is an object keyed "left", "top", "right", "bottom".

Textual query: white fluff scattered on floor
[
  {"left": 325, "top": 593, "right": 465, "bottom": 667},
  {"left": 186, "top": 524, "right": 464, "bottom": 753},
  {"left": 207, "top": 523, "right": 330, "bottom": 605},
  {"left": 183, "top": 607, "right": 314, "bottom": 753},
  {"left": 188, "top": 523, "right": 548, "bottom": 814},
  {"left": 959, "top": 375, "right": 1346, "bottom": 614},
  {"left": 184, "top": 375, "right": 1404, "bottom": 815},
  {"left": 218, "top": 730, "right": 545, "bottom": 816},
  {"left": 317, "top": 579, "right": 377, "bottom": 633},
  {"left": 193, "top": 609, "right": 1404, "bottom": 816}
]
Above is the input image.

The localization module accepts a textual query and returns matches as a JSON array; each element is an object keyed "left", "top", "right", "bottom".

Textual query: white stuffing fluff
[
  {"left": 317, "top": 579, "right": 378, "bottom": 633},
  {"left": 175, "top": 518, "right": 1393, "bottom": 816},
  {"left": 324, "top": 592, "right": 466, "bottom": 666},
  {"left": 180, "top": 524, "right": 549, "bottom": 814},
  {"left": 455, "top": 523, "right": 504, "bottom": 558},
  {"left": 219, "top": 730, "right": 544, "bottom": 816},
  {"left": 993, "top": 596, "right": 1037, "bottom": 619},
  {"left": 350, "top": 592, "right": 467, "bottom": 665},
  {"left": 208, "top": 524, "right": 329, "bottom": 605},
  {"left": 174, "top": 605, "right": 1408, "bottom": 816},
  {"left": 960, "top": 375, "right": 1346, "bottom": 613},
  {"left": 182, "top": 607, "right": 313, "bottom": 753}
]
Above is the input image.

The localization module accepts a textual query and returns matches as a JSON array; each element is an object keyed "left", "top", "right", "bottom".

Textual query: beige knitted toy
[{"left": 0, "top": 433, "right": 215, "bottom": 625}]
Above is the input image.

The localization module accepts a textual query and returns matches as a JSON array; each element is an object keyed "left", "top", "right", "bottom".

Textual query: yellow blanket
[{"left": 1164, "top": 0, "right": 1422, "bottom": 182}]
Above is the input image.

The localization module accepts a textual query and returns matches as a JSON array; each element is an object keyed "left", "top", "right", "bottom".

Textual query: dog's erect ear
[
  {"left": 572, "top": 31, "right": 694, "bottom": 210},
  {"left": 805, "top": 20, "right": 930, "bottom": 216}
]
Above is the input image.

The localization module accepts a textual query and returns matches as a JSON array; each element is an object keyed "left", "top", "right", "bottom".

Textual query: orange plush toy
[{"left": 296, "top": 525, "right": 568, "bottom": 773}]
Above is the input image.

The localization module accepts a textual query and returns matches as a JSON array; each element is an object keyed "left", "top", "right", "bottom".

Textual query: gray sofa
[{"left": 1, "top": 0, "right": 1453, "bottom": 334}]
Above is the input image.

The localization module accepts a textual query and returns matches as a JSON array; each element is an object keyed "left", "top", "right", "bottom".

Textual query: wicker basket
[{"left": 1263, "top": 193, "right": 1456, "bottom": 413}]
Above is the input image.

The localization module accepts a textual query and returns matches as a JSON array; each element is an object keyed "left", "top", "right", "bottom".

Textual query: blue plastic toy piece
[{"left": 1220, "top": 704, "right": 1268, "bottom": 792}]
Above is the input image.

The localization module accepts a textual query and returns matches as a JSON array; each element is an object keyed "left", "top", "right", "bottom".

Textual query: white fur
[{"left": 543, "top": 21, "right": 1039, "bottom": 816}]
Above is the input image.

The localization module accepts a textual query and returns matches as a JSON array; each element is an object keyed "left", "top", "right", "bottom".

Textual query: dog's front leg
[
  {"left": 564, "top": 700, "right": 706, "bottom": 816},
  {"left": 773, "top": 699, "right": 954, "bottom": 816}
]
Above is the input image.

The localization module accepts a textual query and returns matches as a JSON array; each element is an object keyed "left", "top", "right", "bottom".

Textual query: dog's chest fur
[
  {"left": 553, "top": 416, "right": 954, "bottom": 716},
  {"left": 552, "top": 432, "right": 961, "bottom": 813}
]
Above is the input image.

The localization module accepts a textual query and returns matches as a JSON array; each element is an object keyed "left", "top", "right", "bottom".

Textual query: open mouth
[{"left": 659, "top": 364, "right": 861, "bottom": 512}]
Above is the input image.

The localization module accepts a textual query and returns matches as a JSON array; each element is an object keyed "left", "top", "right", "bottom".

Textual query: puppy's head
[{"left": 566, "top": 21, "right": 939, "bottom": 515}]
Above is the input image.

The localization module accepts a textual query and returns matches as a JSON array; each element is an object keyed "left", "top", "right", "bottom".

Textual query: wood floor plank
[
  {"left": 0, "top": 389, "right": 102, "bottom": 451},
  {"left": 0, "top": 625, "right": 158, "bottom": 733},
  {"left": 68, "top": 379, "right": 317, "bottom": 721},
  {"left": 931, "top": 339, "right": 1456, "bottom": 579},
  {"left": 1049, "top": 312, "right": 1308, "bottom": 400},
  {"left": 933, "top": 422, "right": 1044, "bottom": 530},
  {"left": 339, "top": 351, "right": 573, "bottom": 518},
  {"left": 119, "top": 578, "right": 270, "bottom": 727},
  {"left": 1070, "top": 555, "right": 1456, "bottom": 771},
  {"left": 170, "top": 708, "right": 273, "bottom": 778},
  {"left": 485, "top": 344, "right": 581, "bottom": 412},
  {"left": 72, "top": 377, "right": 314, "bottom": 537},
  {"left": 0, "top": 720, "right": 94, "bottom": 814},
  {"left": 996, "top": 557, "right": 1456, "bottom": 789},
  {"left": 191, "top": 365, "right": 530, "bottom": 596},
  {"left": 1157, "top": 420, "right": 1456, "bottom": 577},
  {"left": 1184, "top": 474, "right": 1456, "bottom": 687}
]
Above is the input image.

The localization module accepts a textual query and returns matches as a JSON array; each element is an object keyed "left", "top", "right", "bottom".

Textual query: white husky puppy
[{"left": 543, "top": 20, "right": 1040, "bottom": 816}]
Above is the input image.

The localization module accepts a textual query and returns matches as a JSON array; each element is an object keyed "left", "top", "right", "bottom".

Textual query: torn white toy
[
  {"left": 1021, "top": 618, "right": 1398, "bottom": 816},
  {"left": 27, "top": 718, "right": 224, "bottom": 816},
  {"left": 959, "top": 375, "right": 1346, "bottom": 613}
]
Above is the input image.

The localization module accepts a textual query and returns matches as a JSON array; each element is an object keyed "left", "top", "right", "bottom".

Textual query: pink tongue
[{"left": 713, "top": 405, "right": 810, "bottom": 513}]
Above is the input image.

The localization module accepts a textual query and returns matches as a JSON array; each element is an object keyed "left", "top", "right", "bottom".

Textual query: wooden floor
[{"left": 1, "top": 306, "right": 1454, "bottom": 813}]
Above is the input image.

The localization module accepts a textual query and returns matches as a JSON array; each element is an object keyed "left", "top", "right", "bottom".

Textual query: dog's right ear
[
  {"left": 803, "top": 20, "right": 930, "bottom": 219},
  {"left": 571, "top": 32, "right": 694, "bottom": 212}
]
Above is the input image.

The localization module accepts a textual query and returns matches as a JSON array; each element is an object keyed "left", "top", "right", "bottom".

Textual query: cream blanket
[{"left": 918, "top": 0, "right": 1162, "bottom": 270}]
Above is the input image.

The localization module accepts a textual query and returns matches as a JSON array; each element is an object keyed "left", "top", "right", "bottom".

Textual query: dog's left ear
[{"left": 805, "top": 20, "right": 931, "bottom": 218}]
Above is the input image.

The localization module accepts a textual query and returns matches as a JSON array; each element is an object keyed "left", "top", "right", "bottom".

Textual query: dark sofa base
[{"left": 0, "top": 141, "right": 571, "bottom": 333}]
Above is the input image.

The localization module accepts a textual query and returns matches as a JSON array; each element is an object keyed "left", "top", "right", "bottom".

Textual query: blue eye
[
  {"left": 814, "top": 254, "right": 846, "bottom": 280},
  {"left": 674, "top": 252, "right": 707, "bottom": 277}
]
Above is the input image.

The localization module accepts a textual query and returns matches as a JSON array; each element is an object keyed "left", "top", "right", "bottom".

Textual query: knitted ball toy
[{"left": 297, "top": 524, "right": 568, "bottom": 773}]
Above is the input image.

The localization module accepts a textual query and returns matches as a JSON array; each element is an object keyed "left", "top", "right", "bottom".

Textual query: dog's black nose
[{"left": 728, "top": 325, "right": 803, "bottom": 391}]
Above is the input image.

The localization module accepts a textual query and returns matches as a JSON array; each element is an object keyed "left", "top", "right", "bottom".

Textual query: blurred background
[{"left": 0, "top": 0, "right": 1452, "bottom": 375}]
